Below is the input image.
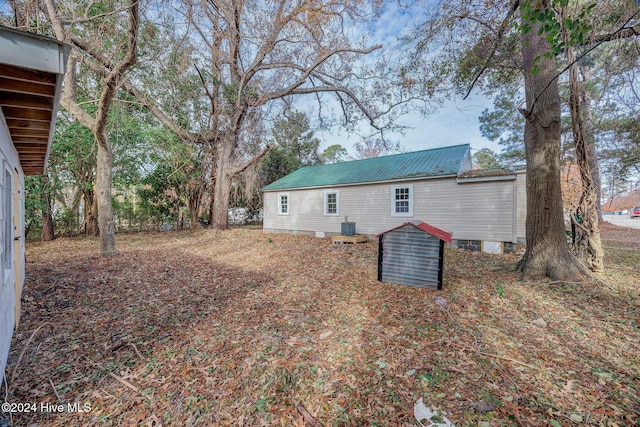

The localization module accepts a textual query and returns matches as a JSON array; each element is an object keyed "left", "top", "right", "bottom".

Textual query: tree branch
[
  {"left": 120, "top": 80, "right": 213, "bottom": 144},
  {"left": 94, "top": 0, "right": 139, "bottom": 138},
  {"left": 239, "top": 0, "right": 287, "bottom": 87},
  {"left": 41, "top": 0, "right": 95, "bottom": 129},
  {"left": 284, "top": 86, "right": 382, "bottom": 129},
  {"left": 61, "top": 1, "right": 139, "bottom": 25},
  {"left": 194, "top": 63, "right": 216, "bottom": 118},
  {"left": 70, "top": 35, "right": 115, "bottom": 71},
  {"left": 253, "top": 44, "right": 382, "bottom": 75},
  {"left": 230, "top": 144, "right": 271, "bottom": 176},
  {"left": 254, "top": 45, "right": 382, "bottom": 108},
  {"left": 528, "top": 9, "right": 640, "bottom": 117},
  {"left": 67, "top": 33, "right": 212, "bottom": 145},
  {"left": 462, "top": 0, "right": 521, "bottom": 100}
]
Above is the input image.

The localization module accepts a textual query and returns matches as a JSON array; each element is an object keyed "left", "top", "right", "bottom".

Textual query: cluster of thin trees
[{"left": 3, "top": 0, "right": 640, "bottom": 281}]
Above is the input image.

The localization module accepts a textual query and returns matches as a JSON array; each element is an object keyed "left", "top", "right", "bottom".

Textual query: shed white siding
[
  {"left": 264, "top": 175, "right": 524, "bottom": 243},
  {"left": 0, "top": 111, "right": 24, "bottom": 379}
]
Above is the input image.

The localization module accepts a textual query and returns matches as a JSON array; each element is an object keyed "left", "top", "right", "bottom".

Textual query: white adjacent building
[{"left": 263, "top": 144, "right": 526, "bottom": 252}]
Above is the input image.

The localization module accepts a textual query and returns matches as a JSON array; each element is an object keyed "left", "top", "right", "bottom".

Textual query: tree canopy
[{"left": 261, "top": 112, "right": 322, "bottom": 186}]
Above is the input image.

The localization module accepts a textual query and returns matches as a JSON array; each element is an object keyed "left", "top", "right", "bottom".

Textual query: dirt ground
[{"left": 2, "top": 224, "right": 639, "bottom": 426}]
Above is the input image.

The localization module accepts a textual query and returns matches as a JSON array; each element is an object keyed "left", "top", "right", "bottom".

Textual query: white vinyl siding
[
  {"left": 324, "top": 191, "right": 339, "bottom": 216},
  {"left": 264, "top": 176, "right": 522, "bottom": 242},
  {"left": 1, "top": 121, "right": 23, "bottom": 386},
  {"left": 391, "top": 184, "right": 413, "bottom": 217}
]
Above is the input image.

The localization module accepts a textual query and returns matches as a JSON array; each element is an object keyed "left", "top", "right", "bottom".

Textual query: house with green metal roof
[{"left": 263, "top": 144, "right": 526, "bottom": 252}]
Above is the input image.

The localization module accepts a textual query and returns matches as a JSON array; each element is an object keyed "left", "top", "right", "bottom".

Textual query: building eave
[
  {"left": 262, "top": 173, "right": 459, "bottom": 192},
  {"left": 456, "top": 174, "right": 517, "bottom": 184},
  {"left": 0, "top": 26, "right": 69, "bottom": 175}
]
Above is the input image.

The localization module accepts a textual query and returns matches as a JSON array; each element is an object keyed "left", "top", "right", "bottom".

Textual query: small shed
[{"left": 377, "top": 220, "right": 452, "bottom": 290}]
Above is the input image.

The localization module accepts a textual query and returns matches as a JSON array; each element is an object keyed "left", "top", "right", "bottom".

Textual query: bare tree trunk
[
  {"left": 587, "top": 138, "right": 603, "bottom": 221},
  {"left": 212, "top": 175, "right": 232, "bottom": 229},
  {"left": 516, "top": 2, "right": 589, "bottom": 281},
  {"left": 42, "top": 211, "right": 55, "bottom": 241},
  {"left": 208, "top": 198, "right": 215, "bottom": 227},
  {"left": 96, "top": 130, "right": 116, "bottom": 254},
  {"left": 41, "top": 200, "right": 55, "bottom": 241},
  {"left": 189, "top": 191, "right": 202, "bottom": 229},
  {"left": 41, "top": 175, "right": 55, "bottom": 241},
  {"left": 208, "top": 151, "right": 217, "bottom": 227},
  {"left": 566, "top": 44, "right": 604, "bottom": 272},
  {"left": 84, "top": 189, "right": 99, "bottom": 236},
  {"left": 211, "top": 140, "right": 271, "bottom": 230},
  {"left": 580, "top": 68, "right": 603, "bottom": 222},
  {"left": 93, "top": 2, "right": 138, "bottom": 255},
  {"left": 212, "top": 141, "right": 233, "bottom": 229}
]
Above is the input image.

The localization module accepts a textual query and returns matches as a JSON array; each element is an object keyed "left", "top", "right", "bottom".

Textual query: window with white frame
[
  {"left": 324, "top": 190, "right": 339, "bottom": 216},
  {"left": 278, "top": 193, "right": 289, "bottom": 215},
  {"left": 391, "top": 184, "right": 413, "bottom": 217}
]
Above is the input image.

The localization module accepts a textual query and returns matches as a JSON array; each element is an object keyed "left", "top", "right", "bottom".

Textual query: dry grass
[{"left": 2, "top": 225, "right": 639, "bottom": 426}]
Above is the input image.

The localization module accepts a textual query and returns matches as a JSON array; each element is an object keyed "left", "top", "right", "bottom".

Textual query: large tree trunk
[
  {"left": 212, "top": 141, "right": 233, "bottom": 229},
  {"left": 580, "top": 68, "right": 603, "bottom": 222},
  {"left": 208, "top": 144, "right": 217, "bottom": 227},
  {"left": 208, "top": 197, "right": 215, "bottom": 227},
  {"left": 212, "top": 175, "right": 232, "bottom": 229},
  {"left": 84, "top": 189, "right": 99, "bottom": 236},
  {"left": 41, "top": 210, "right": 55, "bottom": 241},
  {"left": 587, "top": 136, "right": 603, "bottom": 221},
  {"left": 41, "top": 175, "right": 55, "bottom": 241},
  {"left": 41, "top": 200, "right": 55, "bottom": 241},
  {"left": 96, "top": 130, "right": 116, "bottom": 255},
  {"left": 567, "top": 44, "right": 604, "bottom": 273},
  {"left": 210, "top": 138, "right": 270, "bottom": 230},
  {"left": 516, "top": 2, "right": 588, "bottom": 281},
  {"left": 189, "top": 190, "right": 202, "bottom": 229}
]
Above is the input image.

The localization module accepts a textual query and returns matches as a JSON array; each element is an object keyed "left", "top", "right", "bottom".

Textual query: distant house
[
  {"left": 0, "top": 27, "right": 68, "bottom": 382},
  {"left": 263, "top": 144, "right": 526, "bottom": 252}
]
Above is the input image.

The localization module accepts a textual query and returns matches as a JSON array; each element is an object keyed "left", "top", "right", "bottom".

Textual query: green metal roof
[{"left": 263, "top": 144, "right": 471, "bottom": 191}]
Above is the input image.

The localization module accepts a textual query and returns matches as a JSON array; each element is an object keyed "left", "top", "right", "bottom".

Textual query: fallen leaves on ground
[{"left": 2, "top": 225, "right": 639, "bottom": 426}]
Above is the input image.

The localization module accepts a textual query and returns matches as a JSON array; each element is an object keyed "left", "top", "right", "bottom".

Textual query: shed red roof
[{"left": 376, "top": 220, "right": 452, "bottom": 244}]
